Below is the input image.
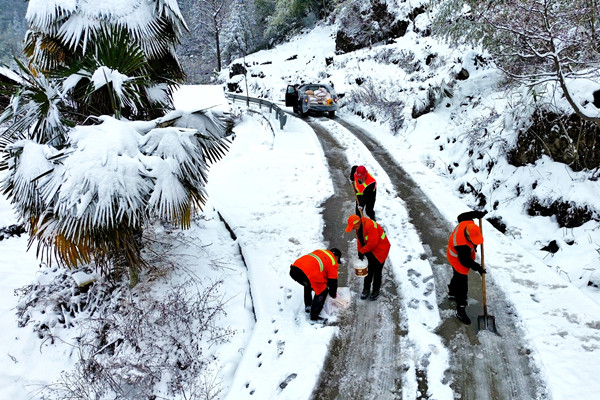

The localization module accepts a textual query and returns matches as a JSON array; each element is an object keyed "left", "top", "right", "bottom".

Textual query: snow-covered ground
[{"left": 2, "top": 16, "right": 600, "bottom": 400}]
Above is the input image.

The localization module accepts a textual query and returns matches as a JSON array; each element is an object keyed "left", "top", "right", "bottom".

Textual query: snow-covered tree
[
  {"left": 0, "top": 0, "right": 231, "bottom": 286},
  {"left": 434, "top": 0, "right": 600, "bottom": 126},
  {"left": 264, "top": 0, "right": 334, "bottom": 42},
  {"left": 1, "top": 110, "right": 229, "bottom": 282},
  {"left": 24, "top": 0, "right": 188, "bottom": 83},
  {"left": 222, "top": 0, "right": 265, "bottom": 66},
  {"left": 183, "top": 0, "right": 233, "bottom": 74}
]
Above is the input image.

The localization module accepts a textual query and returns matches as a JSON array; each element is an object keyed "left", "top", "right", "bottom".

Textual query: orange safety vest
[
  {"left": 356, "top": 217, "right": 390, "bottom": 263},
  {"left": 293, "top": 249, "right": 339, "bottom": 295},
  {"left": 446, "top": 221, "right": 477, "bottom": 275},
  {"left": 354, "top": 172, "right": 377, "bottom": 196}
]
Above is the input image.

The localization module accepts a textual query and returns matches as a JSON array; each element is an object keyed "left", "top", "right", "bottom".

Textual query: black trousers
[
  {"left": 362, "top": 252, "right": 384, "bottom": 294},
  {"left": 289, "top": 265, "right": 329, "bottom": 320},
  {"left": 448, "top": 269, "right": 468, "bottom": 307},
  {"left": 355, "top": 191, "right": 377, "bottom": 221}
]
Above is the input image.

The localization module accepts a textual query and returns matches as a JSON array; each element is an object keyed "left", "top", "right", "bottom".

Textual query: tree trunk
[{"left": 214, "top": 15, "right": 222, "bottom": 71}]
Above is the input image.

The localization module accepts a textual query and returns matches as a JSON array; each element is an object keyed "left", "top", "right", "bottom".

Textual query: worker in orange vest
[
  {"left": 345, "top": 214, "right": 390, "bottom": 300},
  {"left": 446, "top": 211, "right": 487, "bottom": 324},
  {"left": 350, "top": 165, "right": 377, "bottom": 220},
  {"left": 289, "top": 248, "right": 342, "bottom": 322}
]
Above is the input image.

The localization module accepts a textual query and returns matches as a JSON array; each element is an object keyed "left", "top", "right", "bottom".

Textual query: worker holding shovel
[
  {"left": 446, "top": 210, "right": 488, "bottom": 325},
  {"left": 345, "top": 214, "right": 390, "bottom": 300},
  {"left": 350, "top": 165, "right": 377, "bottom": 220}
]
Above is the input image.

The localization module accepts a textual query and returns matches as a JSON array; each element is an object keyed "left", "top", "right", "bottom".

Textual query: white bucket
[{"left": 354, "top": 263, "right": 368, "bottom": 278}]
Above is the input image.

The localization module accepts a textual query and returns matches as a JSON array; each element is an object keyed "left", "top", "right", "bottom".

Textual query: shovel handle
[
  {"left": 479, "top": 217, "right": 487, "bottom": 312},
  {"left": 352, "top": 182, "right": 364, "bottom": 218}
]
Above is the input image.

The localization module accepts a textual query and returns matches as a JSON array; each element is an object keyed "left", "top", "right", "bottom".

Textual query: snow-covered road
[{"left": 309, "top": 117, "right": 546, "bottom": 400}]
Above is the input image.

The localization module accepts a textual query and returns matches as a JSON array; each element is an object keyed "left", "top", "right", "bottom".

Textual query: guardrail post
[{"left": 279, "top": 113, "right": 287, "bottom": 130}]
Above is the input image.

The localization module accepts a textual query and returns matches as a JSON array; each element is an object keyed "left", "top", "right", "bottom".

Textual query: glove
[
  {"left": 357, "top": 205, "right": 363, "bottom": 211},
  {"left": 472, "top": 263, "right": 486, "bottom": 275},
  {"left": 358, "top": 252, "right": 365, "bottom": 261},
  {"left": 475, "top": 210, "right": 488, "bottom": 219}
]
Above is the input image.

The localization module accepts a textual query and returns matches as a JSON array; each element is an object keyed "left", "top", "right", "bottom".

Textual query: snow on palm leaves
[
  {"left": 0, "top": 0, "right": 231, "bottom": 283},
  {"left": 3, "top": 111, "right": 229, "bottom": 275}
]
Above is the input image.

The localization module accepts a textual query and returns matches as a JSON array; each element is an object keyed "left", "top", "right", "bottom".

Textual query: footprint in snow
[
  {"left": 245, "top": 382, "right": 255, "bottom": 395},
  {"left": 408, "top": 298, "right": 419, "bottom": 309},
  {"left": 279, "top": 373, "right": 298, "bottom": 389},
  {"left": 423, "top": 281, "right": 435, "bottom": 297}
]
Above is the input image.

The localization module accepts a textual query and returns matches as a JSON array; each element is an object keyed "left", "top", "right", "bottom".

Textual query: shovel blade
[{"left": 477, "top": 314, "right": 498, "bottom": 334}]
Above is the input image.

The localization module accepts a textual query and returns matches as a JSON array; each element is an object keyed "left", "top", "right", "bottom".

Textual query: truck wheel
[{"left": 328, "top": 111, "right": 335, "bottom": 118}]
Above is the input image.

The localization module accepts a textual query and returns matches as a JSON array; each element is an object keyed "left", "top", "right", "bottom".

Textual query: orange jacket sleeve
[{"left": 357, "top": 221, "right": 379, "bottom": 254}]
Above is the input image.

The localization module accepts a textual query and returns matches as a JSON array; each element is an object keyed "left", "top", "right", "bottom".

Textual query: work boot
[
  {"left": 369, "top": 291, "right": 379, "bottom": 300},
  {"left": 455, "top": 306, "right": 471, "bottom": 325},
  {"left": 360, "top": 289, "right": 370, "bottom": 300},
  {"left": 309, "top": 316, "right": 327, "bottom": 325}
]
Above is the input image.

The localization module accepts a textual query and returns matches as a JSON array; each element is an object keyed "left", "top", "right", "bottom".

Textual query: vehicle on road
[{"left": 285, "top": 84, "right": 338, "bottom": 118}]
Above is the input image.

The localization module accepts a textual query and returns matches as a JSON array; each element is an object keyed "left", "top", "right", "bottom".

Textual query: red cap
[
  {"left": 345, "top": 215, "right": 361, "bottom": 232},
  {"left": 356, "top": 166, "right": 367, "bottom": 180},
  {"left": 466, "top": 223, "right": 484, "bottom": 245}
]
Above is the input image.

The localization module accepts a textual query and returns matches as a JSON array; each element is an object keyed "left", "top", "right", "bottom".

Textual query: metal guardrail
[{"left": 225, "top": 93, "right": 288, "bottom": 130}]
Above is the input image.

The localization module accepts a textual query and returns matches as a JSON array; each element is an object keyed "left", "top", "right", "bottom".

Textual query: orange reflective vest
[
  {"left": 447, "top": 221, "right": 477, "bottom": 275},
  {"left": 354, "top": 172, "right": 377, "bottom": 196},
  {"left": 293, "top": 249, "right": 339, "bottom": 295},
  {"left": 355, "top": 217, "right": 390, "bottom": 263}
]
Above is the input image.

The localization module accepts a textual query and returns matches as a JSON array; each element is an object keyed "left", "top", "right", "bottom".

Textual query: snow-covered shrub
[
  {"left": 27, "top": 274, "right": 232, "bottom": 399},
  {"left": 527, "top": 198, "right": 597, "bottom": 229},
  {"left": 15, "top": 266, "right": 103, "bottom": 341},
  {"left": 412, "top": 82, "right": 452, "bottom": 119},
  {"left": 0, "top": 223, "right": 25, "bottom": 240},
  {"left": 508, "top": 108, "right": 600, "bottom": 172},
  {"left": 344, "top": 79, "right": 405, "bottom": 134}
]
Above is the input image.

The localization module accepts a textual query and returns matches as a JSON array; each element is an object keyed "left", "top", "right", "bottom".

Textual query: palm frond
[
  {"left": 0, "top": 60, "right": 70, "bottom": 170},
  {"left": 4, "top": 113, "right": 230, "bottom": 272}
]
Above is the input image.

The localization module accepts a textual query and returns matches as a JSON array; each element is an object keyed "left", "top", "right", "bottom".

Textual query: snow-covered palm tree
[
  {"left": 24, "top": 0, "right": 188, "bottom": 118},
  {"left": 0, "top": 0, "right": 232, "bottom": 285}
]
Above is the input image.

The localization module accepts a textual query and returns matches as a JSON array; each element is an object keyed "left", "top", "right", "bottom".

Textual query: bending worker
[
  {"left": 289, "top": 248, "right": 341, "bottom": 322},
  {"left": 345, "top": 214, "right": 390, "bottom": 300},
  {"left": 350, "top": 165, "right": 377, "bottom": 220},
  {"left": 446, "top": 210, "right": 487, "bottom": 325}
]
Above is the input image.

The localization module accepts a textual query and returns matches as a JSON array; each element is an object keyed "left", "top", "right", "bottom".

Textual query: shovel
[{"left": 477, "top": 217, "right": 498, "bottom": 334}]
